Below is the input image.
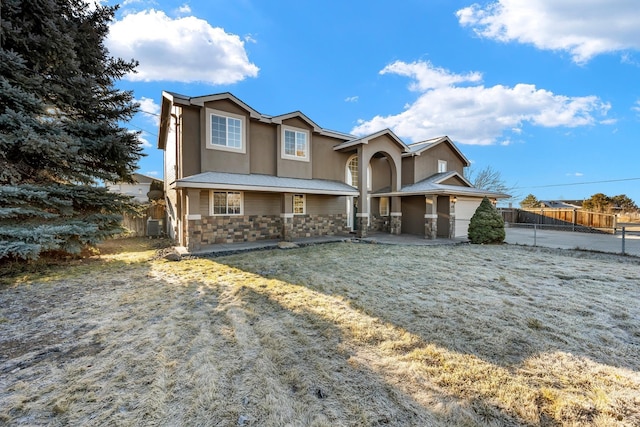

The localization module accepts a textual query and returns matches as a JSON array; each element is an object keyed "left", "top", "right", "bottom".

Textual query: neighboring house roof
[
  {"left": 158, "top": 91, "right": 356, "bottom": 150},
  {"left": 540, "top": 200, "right": 582, "bottom": 208},
  {"left": 333, "top": 128, "right": 410, "bottom": 152},
  {"left": 131, "top": 173, "right": 160, "bottom": 184},
  {"left": 403, "top": 136, "right": 471, "bottom": 167},
  {"left": 175, "top": 172, "right": 359, "bottom": 196},
  {"left": 373, "top": 171, "right": 509, "bottom": 199}
]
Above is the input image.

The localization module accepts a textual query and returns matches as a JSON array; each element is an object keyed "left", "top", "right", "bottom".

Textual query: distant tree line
[{"left": 519, "top": 193, "right": 639, "bottom": 213}]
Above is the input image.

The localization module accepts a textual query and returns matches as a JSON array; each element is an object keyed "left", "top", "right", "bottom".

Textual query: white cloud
[
  {"left": 456, "top": 0, "right": 640, "bottom": 64},
  {"left": 136, "top": 97, "right": 160, "bottom": 126},
  {"left": 137, "top": 135, "right": 153, "bottom": 148},
  {"left": 145, "top": 171, "right": 159, "bottom": 177},
  {"left": 106, "top": 9, "right": 259, "bottom": 85},
  {"left": 352, "top": 60, "right": 610, "bottom": 145},
  {"left": 345, "top": 96, "right": 359, "bottom": 103},
  {"left": 566, "top": 172, "right": 584, "bottom": 177},
  {"left": 381, "top": 60, "right": 482, "bottom": 91},
  {"left": 176, "top": 4, "right": 191, "bottom": 14}
]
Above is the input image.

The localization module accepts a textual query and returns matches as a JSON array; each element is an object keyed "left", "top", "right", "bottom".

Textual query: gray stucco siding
[{"left": 306, "top": 195, "right": 346, "bottom": 215}]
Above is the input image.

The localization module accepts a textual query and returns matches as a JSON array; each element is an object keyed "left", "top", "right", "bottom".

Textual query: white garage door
[{"left": 455, "top": 198, "right": 482, "bottom": 238}]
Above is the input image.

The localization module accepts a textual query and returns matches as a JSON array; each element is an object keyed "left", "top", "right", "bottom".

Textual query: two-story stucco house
[{"left": 157, "top": 91, "right": 507, "bottom": 251}]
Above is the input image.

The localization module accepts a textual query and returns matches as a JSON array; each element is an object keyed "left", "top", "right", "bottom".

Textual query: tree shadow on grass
[{"left": 216, "top": 245, "right": 640, "bottom": 426}]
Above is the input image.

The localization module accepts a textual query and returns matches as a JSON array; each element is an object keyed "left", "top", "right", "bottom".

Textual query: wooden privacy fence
[
  {"left": 499, "top": 208, "right": 617, "bottom": 233},
  {"left": 121, "top": 204, "right": 165, "bottom": 237}
]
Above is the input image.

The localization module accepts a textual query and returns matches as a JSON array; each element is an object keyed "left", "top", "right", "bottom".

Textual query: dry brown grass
[{"left": 0, "top": 238, "right": 638, "bottom": 426}]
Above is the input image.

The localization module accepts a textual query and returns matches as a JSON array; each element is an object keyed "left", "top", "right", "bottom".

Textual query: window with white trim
[
  {"left": 438, "top": 160, "right": 447, "bottom": 173},
  {"left": 211, "top": 191, "right": 242, "bottom": 215},
  {"left": 293, "top": 194, "right": 306, "bottom": 214},
  {"left": 379, "top": 197, "right": 389, "bottom": 216},
  {"left": 206, "top": 108, "right": 245, "bottom": 152},
  {"left": 346, "top": 155, "right": 372, "bottom": 190},
  {"left": 282, "top": 127, "right": 309, "bottom": 160}
]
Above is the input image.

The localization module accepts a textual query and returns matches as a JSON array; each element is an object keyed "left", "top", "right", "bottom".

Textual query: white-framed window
[
  {"left": 379, "top": 197, "right": 389, "bottom": 216},
  {"left": 346, "top": 155, "right": 372, "bottom": 190},
  {"left": 293, "top": 194, "right": 306, "bottom": 214},
  {"left": 211, "top": 191, "right": 243, "bottom": 215},
  {"left": 438, "top": 160, "right": 447, "bottom": 173},
  {"left": 206, "top": 108, "right": 246, "bottom": 153},
  {"left": 282, "top": 127, "right": 309, "bottom": 161}
]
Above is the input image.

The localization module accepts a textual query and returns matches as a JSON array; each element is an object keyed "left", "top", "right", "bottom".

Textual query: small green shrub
[{"left": 468, "top": 197, "right": 505, "bottom": 244}]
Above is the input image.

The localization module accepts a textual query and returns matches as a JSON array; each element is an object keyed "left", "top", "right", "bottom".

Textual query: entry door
[
  {"left": 346, "top": 197, "right": 358, "bottom": 231},
  {"left": 353, "top": 197, "right": 358, "bottom": 230},
  {"left": 437, "top": 198, "right": 450, "bottom": 238}
]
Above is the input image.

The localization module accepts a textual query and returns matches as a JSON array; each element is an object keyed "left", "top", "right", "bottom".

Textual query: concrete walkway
[
  {"left": 179, "top": 232, "right": 464, "bottom": 257},
  {"left": 177, "top": 227, "right": 640, "bottom": 257}
]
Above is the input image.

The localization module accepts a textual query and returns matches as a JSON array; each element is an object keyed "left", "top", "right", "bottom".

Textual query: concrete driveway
[{"left": 505, "top": 226, "right": 640, "bottom": 257}]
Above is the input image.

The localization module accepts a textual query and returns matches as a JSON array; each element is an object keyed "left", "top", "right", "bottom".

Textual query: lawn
[{"left": 0, "top": 239, "right": 638, "bottom": 426}]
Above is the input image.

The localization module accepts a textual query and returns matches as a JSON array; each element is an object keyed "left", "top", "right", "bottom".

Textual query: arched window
[{"left": 346, "top": 155, "right": 371, "bottom": 190}]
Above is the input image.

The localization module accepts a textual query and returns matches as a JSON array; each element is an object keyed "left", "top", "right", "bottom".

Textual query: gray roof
[
  {"left": 175, "top": 172, "right": 359, "bottom": 196},
  {"left": 405, "top": 137, "right": 443, "bottom": 153},
  {"left": 132, "top": 173, "right": 159, "bottom": 184},
  {"left": 373, "top": 172, "right": 510, "bottom": 198},
  {"left": 540, "top": 200, "right": 581, "bottom": 208}
]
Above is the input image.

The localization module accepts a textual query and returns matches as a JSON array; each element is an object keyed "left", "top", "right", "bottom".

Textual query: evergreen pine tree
[
  {"left": 468, "top": 197, "right": 505, "bottom": 244},
  {"left": 0, "top": 0, "right": 142, "bottom": 259}
]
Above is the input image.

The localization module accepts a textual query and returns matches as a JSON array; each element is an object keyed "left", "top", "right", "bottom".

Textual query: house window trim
[
  {"left": 205, "top": 108, "right": 247, "bottom": 154},
  {"left": 438, "top": 160, "right": 447, "bottom": 173},
  {"left": 293, "top": 194, "right": 306, "bottom": 214},
  {"left": 281, "top": 126, "right": 310, "bottom": 162},
  {"left": 346, "top": 155, "right": 372, "bottom": 190},
  {"left": 209, "top": 190, "right": 244, "bottom": 216},
  {"left": 379, "top": 197, "right": 390, "bottom": 216}
]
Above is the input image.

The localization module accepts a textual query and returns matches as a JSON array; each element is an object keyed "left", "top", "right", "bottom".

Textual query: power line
[{"left": 514, "top": 177, "right": 640, "bottom": 190}]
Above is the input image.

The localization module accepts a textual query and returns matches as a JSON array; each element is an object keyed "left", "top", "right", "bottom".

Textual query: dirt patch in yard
[{"left": 0, "top": 239, "right": 638, "bottom": 426}]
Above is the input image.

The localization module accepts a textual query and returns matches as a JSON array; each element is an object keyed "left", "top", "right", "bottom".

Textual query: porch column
[
  {"left": 185, "top": 189, "right": 202, "bottom": 251},
  {"left": 449, "top": 196, "right": 456, "bottom": 239},
  {"left": 425, "top": 195, "right": 437, "bottom": 239},
  {"left": 356, "top": 147, "right": 369, "bottom": 238},
  {"left": 390, "top": 196, "right": 402, "bottom": 235},
  {"left": 281, "top": 193, "right": 294, "bottom": 241}
]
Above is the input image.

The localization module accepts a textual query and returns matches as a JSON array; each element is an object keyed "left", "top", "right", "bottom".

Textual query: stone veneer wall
[
  {"left": 288, "top": 214, "right": 348, "bottom": 239},
  {"left": 186, "top": 213, "right": 349, "bottom": 250},
  {"left": 187, "top": 215, "right": 282, "bottom": 251},
  {"left": 370, "top": 214, "right": 390, "bottom": 232}
]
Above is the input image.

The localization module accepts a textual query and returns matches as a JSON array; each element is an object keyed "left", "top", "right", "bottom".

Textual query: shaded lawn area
[{"left": 0, "top": 239, "right": 639, "bottom": 426}]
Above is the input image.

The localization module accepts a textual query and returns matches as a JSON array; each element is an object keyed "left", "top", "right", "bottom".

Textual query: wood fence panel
[
  {"left": 501, "top": 208, "right": 616, "bottom": 232},
  {"left": 121, "top": 204, "right": 166, "bottom": 237}
]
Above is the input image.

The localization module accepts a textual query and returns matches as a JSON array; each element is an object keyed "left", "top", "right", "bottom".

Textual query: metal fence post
[{"left": 621, "top": 226, "right": 626, "bottom": 255}]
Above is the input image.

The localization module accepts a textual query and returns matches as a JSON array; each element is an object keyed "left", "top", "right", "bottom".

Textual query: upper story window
[
  {"left": 282, "top": 127, "right": 309, "bottom": 161},
  {"left": 438, "top": 160, "right": 447, "bottom": 173},
  {"left": 293, "top": 194, "right": 306, "bottom": 214},
  {"left": 346, "top": 155, "right": 372, "bottom": 190},
  {"left": 206, "top": 108, "right": 246, "bottom": 153}
]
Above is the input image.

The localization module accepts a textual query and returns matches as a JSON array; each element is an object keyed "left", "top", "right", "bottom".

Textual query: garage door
[{"left": 455, "top": 198, "right": 482, "bottom": 238}]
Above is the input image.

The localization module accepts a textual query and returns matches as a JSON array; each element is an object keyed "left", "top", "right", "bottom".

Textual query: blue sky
[{"left": 102, "top": 0, "right": 640, "bottom": 205}]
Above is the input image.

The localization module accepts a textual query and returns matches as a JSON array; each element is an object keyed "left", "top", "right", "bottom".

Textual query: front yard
[{"left": 1, "top": 239, "right": 638, "bottom": 426}]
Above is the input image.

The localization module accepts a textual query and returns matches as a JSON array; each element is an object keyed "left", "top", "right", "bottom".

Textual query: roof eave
[{"left": 175, "top": 180, "right": 359, "bottom": 196}]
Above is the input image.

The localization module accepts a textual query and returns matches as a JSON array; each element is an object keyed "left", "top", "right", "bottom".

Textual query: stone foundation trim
[
  {"left": 280, "top": 213, "right": 295, "bottom": 219},
  {"left": 356, "top": 213, "right": 369, "bottom": 217},
  {"left": 390, "top": 212, "right": 402, "bottom": 217},
  {"left": 186, "top": 214, "right": 202, "bottom": 220},
  {"left": 424, "top": 213, "right": 438, "bottom": 219},
  {"left": 390, "top": 215, "right": 402, "bottom": 235}
]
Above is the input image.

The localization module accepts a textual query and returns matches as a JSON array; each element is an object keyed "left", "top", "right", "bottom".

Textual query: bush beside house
[{"left": 468, "top": 197, "right": 505, "bottom": 244}]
